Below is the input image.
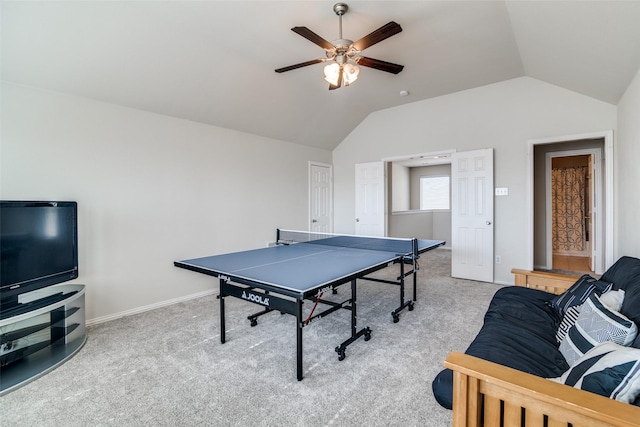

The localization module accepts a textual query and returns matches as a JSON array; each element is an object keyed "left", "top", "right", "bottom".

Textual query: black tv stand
[
  {"left": 0, "top": 284, "right": 86, "bottom": 395},
  {"left": 0, "top": 292, "right": 77, "bottom": 320}
]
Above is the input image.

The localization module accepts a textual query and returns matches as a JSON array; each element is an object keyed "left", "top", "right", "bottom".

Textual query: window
[{"left": 420, "top": 176, "right": 450, "bottom": 210}]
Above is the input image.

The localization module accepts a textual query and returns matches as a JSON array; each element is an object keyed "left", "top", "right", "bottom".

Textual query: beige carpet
[{"left": 1, "top": 248, "right": 502, "bottom": 426}]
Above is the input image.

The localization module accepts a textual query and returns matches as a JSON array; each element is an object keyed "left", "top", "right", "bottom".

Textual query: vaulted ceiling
[{"left": 3, "top": 1, "right": 640, "bottom": 151}]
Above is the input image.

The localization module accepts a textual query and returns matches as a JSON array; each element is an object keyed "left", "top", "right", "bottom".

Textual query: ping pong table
[{"left": 174, "top": 229, "right": 445, "bottom": 380}]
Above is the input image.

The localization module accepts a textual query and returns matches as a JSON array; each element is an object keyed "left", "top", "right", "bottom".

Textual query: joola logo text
[{"left": 241, "top": 291, "right": 270, "bottom": 306}]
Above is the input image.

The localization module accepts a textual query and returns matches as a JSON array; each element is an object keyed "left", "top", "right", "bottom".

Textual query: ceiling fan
[{"left": 275, "top": 2, "right": 404, "bottom": 90}]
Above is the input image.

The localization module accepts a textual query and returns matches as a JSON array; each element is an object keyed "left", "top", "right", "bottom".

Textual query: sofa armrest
[
  {"left": 511, "top": 268, "right": 580, "bottom": 295},
  {"left": 444, "top": 351, "right": 640, "bottom": 427}
]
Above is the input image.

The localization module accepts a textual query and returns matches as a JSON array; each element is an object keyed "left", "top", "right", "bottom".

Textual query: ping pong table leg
[
  {"left": 392, "top": 262, "right": 406, "bottom": 323},
  {"left": 399, "top": 261, "right": 405, "bottom": 307},
  {"left": 413, "top": 260, "right": 418, "bottom": 302},
  {"left": 335, "top": 279, "right": 372, "bottom": 361},
  {"left": 219, "top": 279, "right": 226, "bottom": 344},
  {"left": 391, "top": 261, "right": 415, "bottom": 323},
  {"left": 296, "top": 300, "right": 303, "bottom": 381}
]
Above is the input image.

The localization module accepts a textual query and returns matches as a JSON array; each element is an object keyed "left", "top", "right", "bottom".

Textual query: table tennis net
[{"left": 276, "top": 229, "right": 418, "bottom": 256}]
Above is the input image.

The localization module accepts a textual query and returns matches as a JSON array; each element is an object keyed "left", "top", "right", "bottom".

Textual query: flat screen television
[{"left": 0, "top": 201, "right": 78, "bottom": 311}]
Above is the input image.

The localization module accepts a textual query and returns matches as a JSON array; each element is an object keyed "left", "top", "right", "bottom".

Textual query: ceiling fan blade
[
  {"left": 275, "top": 58, "right": 325, "bottom": 73},
  {"left": 355, "top": 56, "right": 404, "bottom": 74},
  {"left": 352, "top": 21, "right": 402, "bottom": 51},
  {"left": 291, "top": 26, "right": 335, "bottom": 50}
]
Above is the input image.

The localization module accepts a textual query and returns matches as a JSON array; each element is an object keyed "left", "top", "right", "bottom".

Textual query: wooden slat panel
[
  {"left": 445, "top": 352, "right": 640, "bottom": 427},
  {"left": 451, "top": 371, "right": 469, "bottom": 427},
  {"left": 513, "top": 269, "right": 527, "bottom": 287},
  {"left": 524, "top": 408, "right": 545, "bottom": 425},
  {"left": 481, "top": 379, "right": 611, "bottom": 426},
  {"left": 483, "top": 394, "right": 501, "bottom": 427},
  {"left": 503, "top": 401, "right": 521, "bottom": 426},
  {"left": 547, "top": 416, "right": 568, "bottom": 427},
  {"left": 467, "top": 376, "right": 481, "bottom": 427},
  {"left": 511, "top": 268, "right": 580, "bottom": 294}
]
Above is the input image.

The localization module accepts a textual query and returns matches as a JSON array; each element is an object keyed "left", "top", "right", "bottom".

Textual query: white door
[
  {"left": 309, "top": 162, "right": 333, "bottom": 232},
  {"left": 451, "top": 149, "right": 494, "bottom": 282},
  {"left": 355, "top": 162, "right": 385, "bottom": 236}
]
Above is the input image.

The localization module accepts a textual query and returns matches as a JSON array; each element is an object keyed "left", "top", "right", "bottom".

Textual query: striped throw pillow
[
  {"left": 556, "top": 305, "right": 582, "bottom": 343},
  {"left": 559, "top": 293, "right": 638, "bottom": 366},
  {"left": 552, "top": 341, "right": 640, "bottom": 403},
  {"left": 556, "top": 290, "right": 626, "bottom": 344}
]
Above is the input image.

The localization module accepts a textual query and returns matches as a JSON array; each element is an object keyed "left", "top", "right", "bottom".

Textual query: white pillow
[
  {"left": 599, "top": 289, "right": 625, "bottom": 312},
  {"left": 559, "top": 292, "right": 637, "bottom": 366},
  {"left": 551, "top": 341, "right": 640, "bottom": 403}
]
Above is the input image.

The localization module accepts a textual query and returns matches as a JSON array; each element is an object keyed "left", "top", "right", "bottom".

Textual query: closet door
[{"left": 451, "top": 149, "right": 494, "bottom": 282}]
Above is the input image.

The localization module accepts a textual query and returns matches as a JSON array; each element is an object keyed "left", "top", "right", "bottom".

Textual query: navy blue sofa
[{"left": 432, "top": 256, "right": 640, "bottom": 409}]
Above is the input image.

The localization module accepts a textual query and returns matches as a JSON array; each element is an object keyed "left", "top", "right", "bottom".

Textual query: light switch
[{"left": 495, "top": 187, "right": 509, "bottom": 196}]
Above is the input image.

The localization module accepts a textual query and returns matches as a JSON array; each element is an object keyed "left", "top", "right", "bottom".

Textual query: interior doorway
[
  {"left": 546, "top": 152, "right": 597, "bottom": 274},
  {"left": 529, "top": 132, "right": 613, "bottom": 276}
]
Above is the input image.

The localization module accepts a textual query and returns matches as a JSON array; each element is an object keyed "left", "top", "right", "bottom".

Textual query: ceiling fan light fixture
[
  {"left": 343, "top": 63, "right": 359, "bottom": 85},
  {"left": 323, "top": 62, "right": 359, "bottom": 87},
  {"left": 323, "top": 62, "right": 341, "bottom": 86}
]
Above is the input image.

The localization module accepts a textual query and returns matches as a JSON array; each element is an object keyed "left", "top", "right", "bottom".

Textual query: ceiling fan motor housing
[{"left": 333, "top": 3, "right": 348, "bottom": 16}]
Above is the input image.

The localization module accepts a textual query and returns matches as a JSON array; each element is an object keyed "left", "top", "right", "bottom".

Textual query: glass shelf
[{"left": 0, "top": 284, "right": 86, "bottom": 395}]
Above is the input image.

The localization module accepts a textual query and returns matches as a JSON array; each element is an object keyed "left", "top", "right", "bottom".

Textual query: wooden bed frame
[{"left": 443, "top": 268, "right": 640, "bottom": 427}]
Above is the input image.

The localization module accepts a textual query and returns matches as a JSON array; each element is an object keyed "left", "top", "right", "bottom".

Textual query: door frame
[
  {"left": 545, "top": 148, "right": 602, "bottom": 272},
  {"left": 308, "top": 161, "right": 333, "bottom": 232},
  {"left": 527, "top": 130, "right": 613, "bottom": 273}
]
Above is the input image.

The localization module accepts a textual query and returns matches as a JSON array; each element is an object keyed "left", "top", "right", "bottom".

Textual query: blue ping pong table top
[{"left": 176, "top": 239, "right": 444, "bottom": 294}]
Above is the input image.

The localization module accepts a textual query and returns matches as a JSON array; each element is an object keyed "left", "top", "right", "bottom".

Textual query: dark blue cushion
[
  {"left": 603, "top": 256, "right": 640, "bottom": 329},
  {"left": 432, "top": 287, "right": 568, "bottom": 409},
  {"left": 432, "top": 369, "right": 453, "bottom": 409}
]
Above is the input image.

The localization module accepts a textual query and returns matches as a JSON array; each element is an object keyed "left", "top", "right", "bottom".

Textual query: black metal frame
[
  {"left": 216, "top": 262, "right": 388, "bottom": 381},
  {"left": 175, "top": 237, "right": 444, "bottom": 381},
  {"left": 360, "top": 254, "right": 423, "bottom": 323},
  {"left": 214, "top": 253, "right": 427, "bottom": 381}
]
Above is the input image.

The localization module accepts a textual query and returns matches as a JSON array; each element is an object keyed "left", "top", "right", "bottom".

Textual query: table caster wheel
[
  {"left": 364, "top": 329, "right": 372, "bottom": 341},
  {"left": 250, "top": 318, "right": 258, "bottom": 327},
  {"left": 335, "top": 346, "right": 346, "bottom": 361},
  {"left": 408, "top": 302, "right": 414, "bottom": 311},
  {"left": 392, "top": 313, "right": 399, "bottom": 323}
]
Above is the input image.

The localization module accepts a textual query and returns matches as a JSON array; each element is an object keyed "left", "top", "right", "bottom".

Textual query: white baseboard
[{"left": 86, "top": 289, "right": 216, "bottom": 327}]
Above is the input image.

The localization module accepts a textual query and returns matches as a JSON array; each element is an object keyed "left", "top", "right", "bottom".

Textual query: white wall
[
  {"left": 390, "top": 163, "right": 410, "bottom": 211},
  {"left": 616, "top": 67, "right": 640, "bottom": 258},
  {"left": 333, "top": 77, "right": 617, "bottom": 284},
  {"left": 1, "top": 83, "right": 331, "bottom": 322}
]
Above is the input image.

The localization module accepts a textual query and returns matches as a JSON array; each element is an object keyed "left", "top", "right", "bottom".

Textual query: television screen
[{"left": 1, "top": 201, "right": 78, "bottom": 308}]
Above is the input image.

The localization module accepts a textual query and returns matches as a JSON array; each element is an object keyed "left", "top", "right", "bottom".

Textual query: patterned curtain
[{"left": 552, "top": 167, "right": 587, "bottom": 252}]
